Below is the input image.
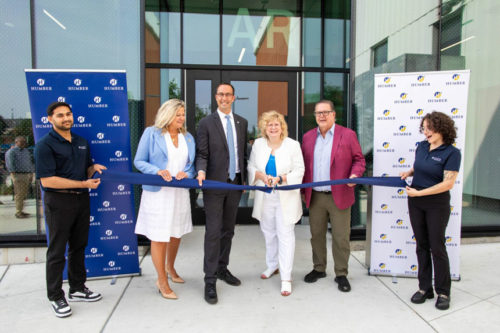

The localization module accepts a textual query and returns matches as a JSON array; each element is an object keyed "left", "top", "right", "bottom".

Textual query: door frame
[{"left": 185, "top": 69, "right": 299, "bottom": 224}]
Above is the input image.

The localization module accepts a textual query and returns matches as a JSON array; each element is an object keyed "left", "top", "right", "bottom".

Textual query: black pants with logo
[
  {"left": 44, "top": 191, "right": 90, "bottom": 301},
  {"left": 408, "top": 191, "right": 451, "bottom": 296}
]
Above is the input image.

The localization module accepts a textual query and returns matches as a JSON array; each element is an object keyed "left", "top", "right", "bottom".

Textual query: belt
[
  {"left": 313, "top": 190, "right": 331, "bottom": 194},
  {"left": 56, "top": 190, "right": 86, "bottom": 194}
]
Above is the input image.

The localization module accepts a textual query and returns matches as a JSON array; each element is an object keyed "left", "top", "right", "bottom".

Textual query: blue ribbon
[{"left": 95, "top": 170, "right": 407, "bottom": 192}]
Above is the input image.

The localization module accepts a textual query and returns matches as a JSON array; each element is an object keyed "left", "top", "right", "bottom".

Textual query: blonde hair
[
  {"left": 258, "top": 110, "right": 288, "bottom": 141},
  {"left": 154, "top": 99, "right": 186, "bottom": 133}
]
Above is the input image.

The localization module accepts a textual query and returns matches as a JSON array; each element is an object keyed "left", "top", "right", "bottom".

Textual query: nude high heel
[{"left": 156, "top": 280, "right": 178, "bottom": 299}]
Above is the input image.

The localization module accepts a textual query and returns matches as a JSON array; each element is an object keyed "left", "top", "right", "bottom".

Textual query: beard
[{"left": 53, "top": 121, "right": 73, "bottom": 131}]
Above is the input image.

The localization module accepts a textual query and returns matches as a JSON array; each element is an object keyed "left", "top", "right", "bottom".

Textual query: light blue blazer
[{"left": 134, "top": 126, "right": 196, "bottom": 192}]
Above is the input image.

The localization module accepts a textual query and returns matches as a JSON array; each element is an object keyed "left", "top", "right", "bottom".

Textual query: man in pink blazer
[{"left": 301, "top": 100, "right": 365, "bottom": 292}]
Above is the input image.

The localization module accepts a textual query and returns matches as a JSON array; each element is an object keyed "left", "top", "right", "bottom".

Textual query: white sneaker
[
  {"left": 68, "top": 287, "right": 102, "bottom": 302},
  {"left": 50, "top": 297, "right": 72, "bottom": 318}
]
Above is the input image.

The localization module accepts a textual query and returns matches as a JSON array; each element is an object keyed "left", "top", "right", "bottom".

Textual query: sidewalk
[{"left": 1, "top": 225, "right": 500, "bottom": 332}]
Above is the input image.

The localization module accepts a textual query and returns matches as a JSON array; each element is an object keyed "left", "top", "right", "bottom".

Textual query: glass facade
[{"left": 1, "top": 0, "right": 498, "bottom": 244}]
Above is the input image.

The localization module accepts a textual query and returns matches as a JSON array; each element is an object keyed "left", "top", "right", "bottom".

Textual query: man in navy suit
[{"left": 196, "top": 83, "right": 248, "bottom": 304}]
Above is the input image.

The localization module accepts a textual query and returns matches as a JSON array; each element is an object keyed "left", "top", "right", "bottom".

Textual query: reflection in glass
[
  {"left": 145, "top": 12, "right": 180, "bottom": 64},
  {"left": 303, "top": 0, "right": 321, "bottom": 67},
  {"left": 223, "top": 10, "right": 300, "bottom": 66},
  {"left": 324, "top": 73, "right": 345, "bottom": 126},
  {"left": 0, "top": 0, "right": 38, "bottom": 236},
  {"left": 301, "top": 72, "right": 320, "bottom": 135},
  {"left": 194, "top": 80, "right": 211, "bottom": 129},
  {"left": 34, "top": 0, "right": 141, "bottom": 99},
  {"left": 183, "top": 13, "right": 219, "bottom": 64},
  {"left": 324, "top": 19, "right": 344, "bottom": 68},
  {"left": 145, "top": 69, "right": 181, "bottom": 126}
]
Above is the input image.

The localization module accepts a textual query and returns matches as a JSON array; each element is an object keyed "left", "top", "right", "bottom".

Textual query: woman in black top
[{"left": 400, "top": 111, "right": 461, "bottom": 310}]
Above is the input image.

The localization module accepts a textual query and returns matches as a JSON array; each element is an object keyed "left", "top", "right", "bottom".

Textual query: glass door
[{"left": 186, "top": 69, "right": 298, "bottom": 224}]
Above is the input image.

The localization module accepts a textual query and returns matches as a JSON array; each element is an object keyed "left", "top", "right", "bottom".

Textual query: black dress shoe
[
  {"left": 204, "top": 283, "right": 218, "bottom": 304},
  {"left": 334, "top": 276, "right": 351, "bottom": 292},
  {"left": 435, "top": 295, "right": 450, "bottom": 310},
  {"left": 217, "top": 269, "right": 241, "bottom": 286},
  {"left": 410, "top": 290, "right": 434, "bottom": 304},
  {"left": 304, "top": 269, "right": 326, "bottom": 283}
]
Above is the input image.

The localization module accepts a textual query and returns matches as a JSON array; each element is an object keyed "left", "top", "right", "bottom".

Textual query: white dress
[{"left": 135, "top": 133, "right": 193, "bottom": 242}]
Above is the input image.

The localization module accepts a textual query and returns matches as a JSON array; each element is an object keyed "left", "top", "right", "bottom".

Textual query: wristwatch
[{"left": 278, "top": 175, "right": 283, "bottom": 185}]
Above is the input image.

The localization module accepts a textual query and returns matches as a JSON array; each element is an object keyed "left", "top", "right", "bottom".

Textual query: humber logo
[
  {"left": 105, "top": 229, "right": 113, "bottom": 236},
  {"left": 381, "top": 204, "right": 388, "bottom": 210},
  {"left": 416, "top": 108, "right": 423, "bottom": 115},
  {"left": 57, "top": 96, "right": 66, "bottom": 102},
  {"left": 383, "top": 109, "right": 390, "bottom": 116},
  {"left": 400, "top": 93, "right": 408, "bottom": 100},
  {"left": 115, "top": 151, "right": 123, "bottom": 157},
  {"left": 94, "top": 96, "right": 102, "bottom": 104},
  {"left": 450, "top": 206, "right": 454, "bottom": 212},
  {"left": 37, "top": 78, "right": 45, "bottom": 86},
  {"left": 112, "top": 115, "right": 120, "bottom": 122},
  {"left": 399, "top": 125, "right": 406, "bottom": 132},
  {"left": 123, "top": 245, "right": 130, "bottom": 251},
  {"left": 396, "top": 219, "right": 403, "bottom": 225},
  {"left": 77, "top": 116, "right": 85, "bottom": 123},
  {"left": 411, "top": 265, "right": 418, "bottom": 271},
  {"left": 384, "top": 77, "right": 391, "bottom": 83},
  {"left": 452, "top": 74, "right": 460, "bottom": 81},
  {"left": 117, "top": 184, "right": 125, "bottom": 191},
  {"left": 397, "top": 189, "right": 405, "bottom": 195},
  {"left": 89, "top": 216, "right": 94, "bottom": 222},
  {"left": 41, "top": 117, "right": 49, "bottom": 124},
  {"left": 395, "top": 249, "right": 402, "bottom": 255},
  {"left": 446, "top": 236, "right": 452, "bottom": 243},
  {"left": 417, "top": 75, "right": 425, "bottom": 82},
  {"left": 398, "top": 158, "right": 406, "bottom": 164},
  {"left": 97, "top": 133, "right": 105, "bottom": 139},
  {"left": 379, "top": 263, "right": 386, "bottom": 269},
  {"left": 434, "top": 91, "right": 442, "bottom": 98},
  {"left": 382, "top": 142, "right": 390, "bottom": 148},
  {"left": 381, "top": 173, "right": 389, "bottom": 177},
  {"left": 103, "top": 201, "right": 110, "bottom": 207},
  {"left": 74, "top": 78, "right": 82, "bottom": 86},
  {"left": 380, "top": 234, "right": 387, "bottom": 240},
  {"left": 91, "top": 248, "right": 98, "bottom": 254},
  {"left": 110, "top": 78, "right": 118, "bottom": 86},
  {"left": 451, "top": 107, "right": 459, "bottom": 115},
  {"left": 412, "top": 235, "right": 416, "bottom": 241},
  {"left": 120, "top": 214, "right": 127, "bottom": 220},
  {"left": 108, "top": 261, "right": 115, "bottom": 267}
]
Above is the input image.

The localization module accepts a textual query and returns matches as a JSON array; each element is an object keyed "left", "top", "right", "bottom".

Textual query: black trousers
[
  {"left": 203, "top": 174, "right": 242, "bottom": 284},
  {"left": 44, "top": 191, "right": 90, "bottom": 301},
  {"left": 408, "top": 191, "right": 451, "bottom": 296}
]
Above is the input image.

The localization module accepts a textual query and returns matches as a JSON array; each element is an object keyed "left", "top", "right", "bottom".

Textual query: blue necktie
[{"left": 225, "top": 115, "right": 236, "bottom": 181}]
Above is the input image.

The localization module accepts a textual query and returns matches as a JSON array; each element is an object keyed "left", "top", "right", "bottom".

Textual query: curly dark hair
[{"left": 419, "top": 111, "right": 457, "bottom": 145}]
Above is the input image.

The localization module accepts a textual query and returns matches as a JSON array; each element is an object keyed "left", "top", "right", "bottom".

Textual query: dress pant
[
  {"left": 408, "top": 191, "right": 451, "bottom": 296},
  {"left": 260, "top": 191, "right": 295, "bottom": 281},
  {"left": 44, "top": 191, "right": 90, "bottom": 301},
  {"left": 203, "top": 174, "right": 242, "bottom": 284},
  {"left": 309, "top": 191, "right": 351, "bottom": 276},
  {"left": 12, "top": 173, "right": 32, "bottom": 214}
]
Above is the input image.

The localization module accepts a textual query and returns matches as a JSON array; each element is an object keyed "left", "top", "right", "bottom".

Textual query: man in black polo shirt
[{"left": 35, "top": 101, "right": 106, "bottom": 318}]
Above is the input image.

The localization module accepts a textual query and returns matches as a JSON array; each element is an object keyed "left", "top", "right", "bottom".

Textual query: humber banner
[
  {"left": 370, "top": 70, "right": 470, "bottom": 279},
  {"left": 25, "top": 69, "right": 140, "bottom": 278}
]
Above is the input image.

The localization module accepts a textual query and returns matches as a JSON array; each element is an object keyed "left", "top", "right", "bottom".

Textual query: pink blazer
[{"left": 302, "top": 125, "right": 366, "bottom": 210}]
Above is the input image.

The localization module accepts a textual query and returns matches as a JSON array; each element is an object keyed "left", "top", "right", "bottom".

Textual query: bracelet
[{"left": 278, "top": 175, "right": 283, "bottom": 185}]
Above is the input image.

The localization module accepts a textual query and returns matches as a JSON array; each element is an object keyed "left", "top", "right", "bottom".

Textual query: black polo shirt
[
  {"left": 35, "top": 129, "right": 93, "bottom": 192},
  {"left": 411, "top": 140, "right": 461, "bottom": 189}
]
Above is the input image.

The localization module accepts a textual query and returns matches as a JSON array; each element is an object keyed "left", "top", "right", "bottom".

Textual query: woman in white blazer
[{"left": 248, "top": 111, "right": 305, "bottom": 296}]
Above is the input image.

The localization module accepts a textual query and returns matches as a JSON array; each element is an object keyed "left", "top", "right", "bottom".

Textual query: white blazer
[{"left": 248, "top": 137, "right": 305, "bottom": 225}]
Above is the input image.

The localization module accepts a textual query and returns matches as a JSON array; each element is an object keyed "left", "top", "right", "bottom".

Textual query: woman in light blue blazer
[{"left": 134, "top": 99, "right": 195, "bottom": 300}]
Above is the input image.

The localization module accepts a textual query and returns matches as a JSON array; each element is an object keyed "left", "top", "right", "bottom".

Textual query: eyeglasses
[
  {"left": 314, "top": 110, "right": 334, "bottom": 117},
  {"left": 216, "top": 93, "right": 234, "bottom": 98}
]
